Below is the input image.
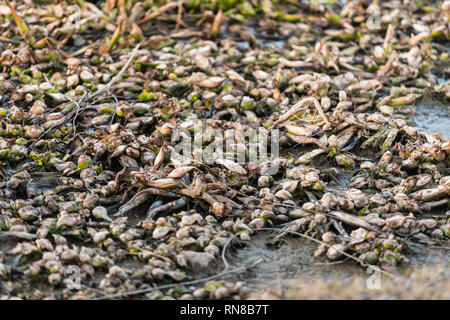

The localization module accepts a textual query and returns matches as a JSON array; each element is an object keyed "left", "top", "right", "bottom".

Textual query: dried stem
[{"left": 5, "top": 0, "right": 35, "bottom": 45}]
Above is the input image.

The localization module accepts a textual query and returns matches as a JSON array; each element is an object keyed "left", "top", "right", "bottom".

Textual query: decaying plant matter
[{"left": 0, "top": 0, "right": 449, "bottom": 300}]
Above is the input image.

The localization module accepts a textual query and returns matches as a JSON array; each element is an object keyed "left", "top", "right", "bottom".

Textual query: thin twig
[
  {"left": 174, "top": 1, "right": 183, "bottom": 32},
  {"left": 68, "top": 92, "right": 87, "bottom": 139},
  {"left": 35, "top": 44, "right": 141, "bottom": 141},
  {"left": 312, "top": 98, "right": 331, "bottom": 126},
  {"left": 86, "top": 43, "right": 141, "bottom": 102},
  {"left": 109, "top": 90, "right": 119, "bottom": 125},
  {"left": 0, "top": 36, "right": 22, "bottom": 45}
]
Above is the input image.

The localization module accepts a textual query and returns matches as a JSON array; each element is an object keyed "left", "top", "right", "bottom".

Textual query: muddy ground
[{"left": 0, "top": 0, "right": 449, "bottom": 300}]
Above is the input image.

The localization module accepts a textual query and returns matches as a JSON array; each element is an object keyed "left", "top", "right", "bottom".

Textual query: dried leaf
[
  {"left": 167, "top": 166, "right": 195, "bottom": 178},
  {"left": 215, "top": 158, "right": 247, "bottom": 175},
  {"left": 5, "top": 0, "right": 35, "bottom": 44}
]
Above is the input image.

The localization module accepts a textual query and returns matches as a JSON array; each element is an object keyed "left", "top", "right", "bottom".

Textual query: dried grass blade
[{"left": 5, "top": 0, "right": 35, "bottom": 45}]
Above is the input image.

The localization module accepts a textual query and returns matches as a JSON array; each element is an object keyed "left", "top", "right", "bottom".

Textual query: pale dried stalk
[
  {"left": 211, "top": 8, "right": 224, "bottom": 37},
  {"left": 312, "top": 98, "right": 331, "bottom": 126},
  {"left": 270, "top": 97, "right": 314, "bottom": 128},
  {"left": 271, "top": 97, "right": 330, "bottom": 128},
  {"left": 5, "top": 0, "right": 35, "bottom": 45},
  {"left": 138, "top": 1, "right": 183, "bottom": 24},
  {"left": 147, "top": 198, "right": 186, "bottom": 219},
  {"left": 328, "top": 211, "right": 378, "bottom": 232}
]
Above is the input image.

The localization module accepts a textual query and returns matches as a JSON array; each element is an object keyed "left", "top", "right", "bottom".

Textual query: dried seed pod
[
  {"left": 215, "top": 158, "right": 247, "bottom": 175},
  {"left": 48, "top": 273, "right": 62, "bottom": 286},
  {"left": 296, "top": 149, "right": 327, "bottom": 164},
  {"left": 77, "top": 155, "right": 92, "bottom": 170},
  {"left": 146, "top": 178, "right": 180, "bottom": 189},
  {"left": 253, "top": 70, "right": 270, "bottom": 81},
  {"left": 119, "top": 155, "right": 139, "bottom": 170},
  {"left": 67, "top": 74, "right": 79, "bottom": 87},
  {"left": 419, "top": 219, "right": 437, "bottom": 229},
  {"left": 335, "top": 154, "right": 355, "bottom": 169},
  {"left": 18, "top": 206, "right": 39, "bottom": 221},
  {"left": 92, "top": 206, "right": 112, "bottom": 222},
  {"left": 346, "top": 79, "right": 381, "bottom": 92},
  {"left": 322, "top": 232, "right": 336, "bottom": 243},
  {"left": 56, "top": 214, "right": 78, "bottom": 228},
  {"left": 440, "top": 176, "right": 450, "bottom": 187},
  {"left": 198, "top": 77, "right": 225, "bottom": 88},
  {"left": 178, "top": 251, "right": 215, "bottom": 270},
  {"left": 93, "top": 142, "right": 107, "bottom": 157},
  {"left": 226, "top": 70, "right": 246, "bottom": 84},
  {"left": 194, "top": 54, "right": 210, "bottom": 71},
  {"left": 349, "top": 228, "right": 368, "bottom": 246},
  {"left": 249, "top": 218, "right": 265, "bottom": 228},
  {"left": 176, "top": 227, "right": 190, "bottom": 239},
  {"left": 152, "top": 226, "right": 173, "bottom": 240},
  {"left": 36, "top": 238, "right": 54, "bottom": 251},
  {"left": 210, "top": 202, "right": 225, "bottom": 218},
  {"left": 345, "top": 189, "right": 368, "bottom": 208},
  {"left": 80, "top": 69, "right": 94, "bottom": 82},
  {"left": 282, "top": 180, "right": 298, "bottom": 193},
  {"left": 327, "top": 244, "right": 346, "bottom": 260},
  {"left": 328, "top": 135, "right": 338, "bottom": 147},
  {"left": 386, "top": 215, "right": 405, "bottom": 229},
  {"left": 204, "top": 244, "right": 220, "bottom": 256},
  {"left": 285, "top": 125, "right": 312, "bottom": 137},
  {"left": 92, "top": 255, "right": 112, "bottom": 269},
  {"left": 258, "top": 175, "right": 270, "bottom": 188},
  {"left": 167, "top": 166, "right": 195, "bottom": 178},
  {"left": 92, "top": 230, "right": 108, "bottom": 244},
  {"left": 52, "top": 234, "right": 67, "bottom": 246},
  {"left": 321, "top": 96, "right": 331, "bottom": 111},
  {"left": 60, "top": 249, "right": 78, "bottom": 261},
  {"left": 410, "top": 187, "right": 446, "bottom": 201},
  {"left": 214, "top": 287, "right": 230, "bottom": 300}
]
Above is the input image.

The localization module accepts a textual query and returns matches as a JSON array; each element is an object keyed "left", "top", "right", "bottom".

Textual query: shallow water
[
  {"left": 225, "top": 231, "right": 450, "bottom": 297},
  {"left": 225, "top": 231, "right": 366, "bottom": 291},
  {"left": 410, "top": 103, "right": 450, "bottom": 138}
]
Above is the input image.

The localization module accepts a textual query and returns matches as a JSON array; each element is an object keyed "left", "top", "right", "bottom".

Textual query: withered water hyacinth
[{"left": 0, "top": 0, "right": 448, "bottom": 300}]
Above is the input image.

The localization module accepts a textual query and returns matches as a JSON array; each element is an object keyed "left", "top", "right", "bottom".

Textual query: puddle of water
[
  {"left": 437, "top": 77, "right": 448, "bottom": 85},
  {"left": 326, "top": 168, "right": 353, "bottom": 190},
  {"left": 228, "top": 232, "right": 450, "bottom": 298},
  {"left": 261, "top": 39, "right": 284, "bottom": 50},
  {"left": 235, "top": 37, "right": 284, "bottom": 51},
  {"left": 236, "top": 41, "right": 250, "bottom": 51},
  {"left": 410, "top": 103, "right": 450, "bottom": 138},
  {"left": 225, "top": 232, "right": 365, "bottom": 291},
  {"left": 230, "top": 24, "right": 285, "bottom": 52},
  {"left": 408, "top": 245, "right": 450, "bottom": 268}
]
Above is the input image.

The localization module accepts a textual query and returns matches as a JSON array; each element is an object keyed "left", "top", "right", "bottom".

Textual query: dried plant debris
[{"left": 0, "top": 0, "right": 449, "bottom": 300}]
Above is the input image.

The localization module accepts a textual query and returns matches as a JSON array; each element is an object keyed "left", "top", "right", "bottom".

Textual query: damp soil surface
[{"left": 230, "top": 232, "right": 450, "bottom": 299}]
